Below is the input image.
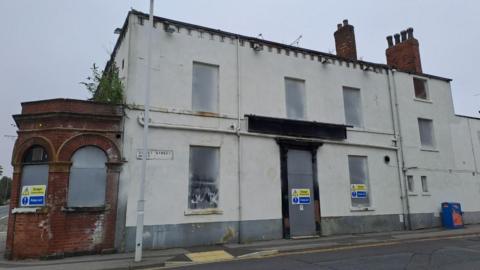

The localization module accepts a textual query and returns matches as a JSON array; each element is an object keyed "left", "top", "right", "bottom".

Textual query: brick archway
[
  {"left": 12, "top": 136, "right": 56, "bottom": 165},
  {"left": 57, "top": 133, "right": 121, "bottom": 163}
]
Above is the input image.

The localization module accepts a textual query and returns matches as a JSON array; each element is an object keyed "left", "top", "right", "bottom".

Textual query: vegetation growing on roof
[{"left": 81, "top": 63, "right": 124, "bottom": 104}]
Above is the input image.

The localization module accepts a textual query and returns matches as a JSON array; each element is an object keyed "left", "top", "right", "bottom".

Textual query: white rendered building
[{"left": 108, "top": 10, "right": 480, "bottom": 251}]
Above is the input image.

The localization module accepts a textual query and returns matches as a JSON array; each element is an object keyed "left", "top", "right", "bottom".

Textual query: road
[
  {"left": 180, "top": 236, "right": 480, "bottom": 270},
  {"left": 0, "top": 205, "right": 8, "bottom": 221}
]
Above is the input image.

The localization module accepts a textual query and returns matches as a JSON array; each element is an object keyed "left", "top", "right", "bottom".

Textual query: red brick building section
[
  {"left": 6, "top": 99, "right": 123, "bottom": 259},
  {"left": 386, "top": 28, "right": 423, "bottom": 74}
]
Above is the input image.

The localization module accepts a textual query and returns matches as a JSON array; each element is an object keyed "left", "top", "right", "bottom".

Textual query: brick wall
[{"left": 6, "top": 99, "right": 123, "bottom": 260}]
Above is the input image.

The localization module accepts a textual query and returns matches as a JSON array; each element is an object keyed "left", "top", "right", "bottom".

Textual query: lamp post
[{"left": 135, "top": 0, "right": 154, "bottom": 262}]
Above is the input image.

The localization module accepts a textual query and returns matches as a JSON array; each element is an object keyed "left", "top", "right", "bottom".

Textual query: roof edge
[{"left": 108, "top": 9, "right": 452, "bottom": 83}]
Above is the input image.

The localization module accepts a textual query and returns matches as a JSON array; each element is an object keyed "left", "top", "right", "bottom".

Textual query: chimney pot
[
  {"left": 386, "top": 36, "right": 394, "bottom": 48},
  {"left": 343, "top": 19, "right": 348, "bottom": 26},
  {"left": 401, "top": 30, "right": 407, "bottom": 42},
  {"left": 337, "top": 23, "right": 342, "bottom": 30},
  {"left": 394, "top": 34, "right": 400, "bottom": 44},
  {"left": 407, "top": 28, "right": 414, "bottom": 39}
]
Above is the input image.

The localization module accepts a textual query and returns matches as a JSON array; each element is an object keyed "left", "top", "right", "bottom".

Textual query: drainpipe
[
  {"left": 386, "top": 68, "right": 412, "bottom": 230},
  {"left": 235, "top": 37, "right": 243, "bottom": 243},
  {"left": 467, "top": 119, "right": 479, "bottom": 174}
]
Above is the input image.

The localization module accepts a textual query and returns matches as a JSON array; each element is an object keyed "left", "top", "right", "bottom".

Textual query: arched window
[
  {"left": 20, "top": 146, "right": 49, "bottom": 207},
  {"left": 67, "top": 146, "right": 107, "bottom": 207}
]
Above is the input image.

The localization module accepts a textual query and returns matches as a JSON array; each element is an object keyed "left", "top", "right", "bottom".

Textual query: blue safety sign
[
  {"left": 356, "top": 191, "right": 367, "bottom": 198},
  {"left": 29, "top": 196, "right": 45, "bottom": 205}
]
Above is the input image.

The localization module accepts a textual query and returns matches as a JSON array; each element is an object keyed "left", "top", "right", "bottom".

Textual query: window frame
[
  {"left": 343, "top": 86, "right": 364, "bottom": 128},
  {"left": 413, "top": 77, "right": 429, "bottom": 101},
  {"left": 421, "top": 176, "right": 429, "bottom": 193},
  {"left": 67, "top": 146, "right": 108, "bottom": 208},
  {"left": 187, "top": 145, "right": 220, "bottom": 211},
  {"left": 191, "top": 61, "right": 220, "bottom": 114},
  {"left": 348, "top": 155, "right": 371, "bottom": 208},
  {"left": 418, "top": 118, "right": 436, "bottom": 150},
  {"left": 407, "top": 175, "right": 415, "bottom": 193},
  {"left": 284, "top": 77, "right": 307, "bottom": 120}
]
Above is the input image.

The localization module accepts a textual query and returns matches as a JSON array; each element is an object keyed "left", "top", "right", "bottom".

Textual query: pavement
[{"left": 0, "top": 224, "right": 479, "bottom": 270}]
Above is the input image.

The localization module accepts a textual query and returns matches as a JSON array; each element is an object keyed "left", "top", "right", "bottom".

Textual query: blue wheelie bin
[{"left": 441, "top": 202, "right": 464, "bottom": 229}]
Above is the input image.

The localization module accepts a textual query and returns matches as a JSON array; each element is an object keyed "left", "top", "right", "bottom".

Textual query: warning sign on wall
[
  {"left": 291, "top": 188, "right": 311, "bottom": 204},
  {"left": 20, "top": 185, "right": 46, "bottom": 207},
  {"left": 351, "top": 184, "right": 368, "bottom": 199}
]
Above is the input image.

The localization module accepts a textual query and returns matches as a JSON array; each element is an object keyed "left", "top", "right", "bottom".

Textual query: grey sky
[{"left": 1, "top": 0, "right": 479, "bottom": 177}]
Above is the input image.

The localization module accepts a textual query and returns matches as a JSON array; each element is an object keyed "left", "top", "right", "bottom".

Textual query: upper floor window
[
  {"left": 20, "top": 146, "right": 49, "bottom": 207},
  {"left": 192, "top": 62, "right": 219, "bottom": 113},
  {"left": 413, "top": 78, "right": 428, "bottom": 100},
  {"left": 348, "top": 155, "right": 370, "bottom": 207},
  {"left": 418, "top": 118, "right": 435, "bottom": 149},
  {"left": 285, "top": 78, "right": 306, "bottom": 120},
  {"left": 67, "top": 146, "right": 107, "bottom": 207},
  {"left": 343, "top": 87, "right": 363, "bottom": 128},
  {"left": 188, "top": 146, "right": 219, "bottom": 209}
]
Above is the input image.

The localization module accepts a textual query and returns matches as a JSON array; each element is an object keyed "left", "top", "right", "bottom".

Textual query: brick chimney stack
[
  {"left": 386, "top": 27, "right": 422, "bottom": 73},
  {"left": 334, "top": 19, "right": 357, "bottom": 60}
]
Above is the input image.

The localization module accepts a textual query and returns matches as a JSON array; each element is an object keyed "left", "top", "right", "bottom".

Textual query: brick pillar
[
  {"left": 386, "top": 28, "right": 422, "bottom": 73},
  {"left": 334, "top": 19, "right": 357, "bottom": 60},
  {"left": 46, "top": 163, "right": 71, "bottom": 257}
]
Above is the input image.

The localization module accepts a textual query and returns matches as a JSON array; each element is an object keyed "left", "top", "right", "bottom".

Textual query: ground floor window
[
  {"left": 348, "top": 155, "right": 370, "bottom": 207},
  {"left": 421, "top": 176, "right": 428, "bottom": 193},
  {"left": 188, "top": 146, "right": 219, "bottom": 209},
  {"left": 20, "top": 146, "right": 49, "bottom": 207}
]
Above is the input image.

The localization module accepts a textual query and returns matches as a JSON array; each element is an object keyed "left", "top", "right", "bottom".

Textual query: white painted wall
[{"left": 114, "top": 13, "right": 480, "bottom": 230}]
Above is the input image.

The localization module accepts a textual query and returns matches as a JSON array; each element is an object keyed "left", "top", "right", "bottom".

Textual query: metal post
[{"left": 135, "top": 0, "right": 154, "bottom": 262}]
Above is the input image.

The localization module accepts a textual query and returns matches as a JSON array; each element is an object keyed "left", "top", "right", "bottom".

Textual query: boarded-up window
[
  {"left": 67, "top": 146, "right": 107, "bottom": 207},
  {"left": 407, "top": 175, "right": 414, "bottom": 192},
  {"left": 192, "top": 62, "right": 219, "bottom": 113},
  {"left": 343, "top": 87, "right": 363, "bottom": 128},
  {"left": 285, "top": 78, "right": 306, "bottom": 120},
  {"left": 413, "top": 78, "right": 428, "bottom": 100},
  {"left": 189, "top": 146, "right": 219, "bottom": 209},
  {"left": 20, "top": 146, "right": 49, "bottom": 207},
  {"left": 348, "top": 156, "right": 370, "bottom": 207},
  {"left": 421, "top": 176, "right": 428, "bottom": 193},
  {"left": 418, "top": 118, "right": 435, "bottom": 148}
]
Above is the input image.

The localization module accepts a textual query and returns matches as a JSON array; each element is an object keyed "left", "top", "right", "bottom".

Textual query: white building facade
[{"left": 109, "top": 11, "right": 480, "bottom": 251}]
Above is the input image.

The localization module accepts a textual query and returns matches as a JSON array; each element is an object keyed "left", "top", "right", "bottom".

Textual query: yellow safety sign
[
  {"left": 30, "top": 185, "right": 46, "bottom": 196},
  {"left": 351, "top": 184, "right": 367, "bottom": 191}
]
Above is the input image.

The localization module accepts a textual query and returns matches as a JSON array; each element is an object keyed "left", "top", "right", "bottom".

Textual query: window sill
[
  {"left": 421, "top": 193, "right": 431, "bottom": 197},
  {"left": 350, "top": 207, "right": 375, "bottom": 212},
  {"left": 61, "top": 206, "right": 108, "bottom": 213},
  {"left": 12, "top": 207, "right": 48, "bottom": 214},
  {"left": 346, "top": 126, "right": 364, "bottom": 131},
  {"left": 414, "top": 98, "right": 432, "bottom": 104},
  {"left": 420, "top": 148, "right": 439, "bottom": 153},
  {"left": 184, "top": 208, "right": 223, "bottom": 216},
  {"left": 408, "top": 192, "right": 418, "bottom": 197}
]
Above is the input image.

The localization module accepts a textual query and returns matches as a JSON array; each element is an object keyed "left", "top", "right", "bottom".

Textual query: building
[{"left": 6, "top": 10, "right": 480, "bottom": 258}]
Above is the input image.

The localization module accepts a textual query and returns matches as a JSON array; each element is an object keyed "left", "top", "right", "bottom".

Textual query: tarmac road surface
[{"left": 179, "top": 235, "right": 480, "bottom": 270}]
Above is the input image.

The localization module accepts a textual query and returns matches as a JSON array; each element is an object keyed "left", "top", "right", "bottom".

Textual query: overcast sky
[{"left": 1, "top": 0, "right": 479, "bottom": 177}]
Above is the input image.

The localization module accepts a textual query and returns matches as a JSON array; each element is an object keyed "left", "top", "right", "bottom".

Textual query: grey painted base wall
[
  {"left": 321, "top": 214, "right": 404, "bottom": 235},
  {"left": 122, "top": 212, "right": 480, "bottom": 251},
  {"left": 124, "top": 219, "right": 282, "bottom": 251},
  {"left": 410, "top": 211, "right": 480, "bottom": 230}
]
